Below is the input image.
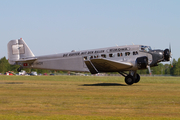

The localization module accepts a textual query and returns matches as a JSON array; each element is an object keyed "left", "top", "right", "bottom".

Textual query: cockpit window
[{"left": 140, "top": 46, "right": 152, "bottom": 52}]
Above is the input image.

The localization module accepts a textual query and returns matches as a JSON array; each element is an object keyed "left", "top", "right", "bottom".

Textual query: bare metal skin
[{"left": 8, "top": 38, "right": 171, "bottom": 85}]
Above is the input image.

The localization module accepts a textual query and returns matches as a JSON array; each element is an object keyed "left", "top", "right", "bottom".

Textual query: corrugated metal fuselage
[
  {"left": 7, "top": 38, "right": 171, "bottom": 85},
  {"left": 21, "top": 45, "right": 152, "bottom": 73}
]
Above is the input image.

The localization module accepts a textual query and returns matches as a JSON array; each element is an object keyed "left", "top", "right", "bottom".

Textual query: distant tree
[
  {"left": 174, "top": 58, "right": 180, "bottom": 76},
  {"left": 36, "top": 69, "right": 49, "bottom": 74},
  {"left": 164, "top": 64, "right": 170, "bottom": 75},
  {"left": 151, "top": 63, "right": 164, "bottom": 75},
  {"left": 169, "top": 59, "right": 177, "bottom": 76},
  {"left": 0, "top": 56, "right": 20, "bottom": 73},
  {"left": 9, "top": 64, "right": 20, "bottom": 72},
  {"left": 0, "top": 57, "right": 10, "bottom": 73}
]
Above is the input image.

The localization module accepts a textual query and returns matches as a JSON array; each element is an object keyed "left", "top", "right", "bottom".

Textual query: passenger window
[
  {"left": 133, "top": 51, "right": 138, "bottom": 55},
  {"left": 117, "top": 53, "right": 123, "bottom": 57},
  {"left": 109, "top": 54, "right": 114, "bottom": 57},
  {"left": 90, "top": 56, "right": 93, "bottom": 59},
  {"left": 101, "top": 54, "right": 106, "bottom": 58},
  {"left": 94, "top": 55, "right": 99, "bottom": 58},
  {"left": 84, "top": 56, "right": 87, "bottom": 60},
  {"left": 125, "top": 52, "right": 130, "bottom": 56}
]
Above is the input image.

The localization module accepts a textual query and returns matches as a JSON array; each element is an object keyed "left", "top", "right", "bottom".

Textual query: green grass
[{"left": 0, "top": 75, "right": 180, "bottom": 120}]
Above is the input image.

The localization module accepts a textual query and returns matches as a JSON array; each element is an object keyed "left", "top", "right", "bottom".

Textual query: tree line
[
  {"left": 137, "top": 58, "right": 180, "bottom": 76},
  {"left": 0, "top": 56, "right": 180, "bottom": 76}
]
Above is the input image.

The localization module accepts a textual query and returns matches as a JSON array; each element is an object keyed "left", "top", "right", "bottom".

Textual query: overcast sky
[{"left": 1, "top": 0, "right": 180, "bottom": 62}]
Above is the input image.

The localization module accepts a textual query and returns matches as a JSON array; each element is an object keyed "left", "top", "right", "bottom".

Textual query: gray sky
[{"left": 1, "top": 0, "right": 180, "bottom": 61}]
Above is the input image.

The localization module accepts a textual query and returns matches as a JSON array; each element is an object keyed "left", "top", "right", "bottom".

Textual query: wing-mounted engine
[{"left": 136, "top": 56, "right": 148, "bottom": 69}]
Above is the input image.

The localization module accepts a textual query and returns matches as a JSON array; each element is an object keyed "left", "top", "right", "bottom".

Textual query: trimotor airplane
[{"left": 8, "top": 38, "right": 171, "bottom": 85}]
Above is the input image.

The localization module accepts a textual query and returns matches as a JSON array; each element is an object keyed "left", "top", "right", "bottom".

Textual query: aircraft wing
[{"left": 84, "top": 58, "right": 133, "bottom": 74}]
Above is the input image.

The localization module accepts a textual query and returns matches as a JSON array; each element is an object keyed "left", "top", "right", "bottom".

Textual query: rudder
[{"left": 7, "top": 38, "right": 35, "bottom": 65}]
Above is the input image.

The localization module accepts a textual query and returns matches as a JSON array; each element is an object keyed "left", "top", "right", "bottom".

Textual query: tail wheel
[
  {"left": 125, "top": 75, "right": 135, "bottom": 85},
  {"left": 134, "top": 74, "right": 140, "bottom": 83},
  {"left": 17, "top": 67, "right": 22, "bottom": 72}
]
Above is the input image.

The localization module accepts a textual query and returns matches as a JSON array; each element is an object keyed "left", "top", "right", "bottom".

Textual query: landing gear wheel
[
  {"left": 134, "top": 74, "right": 140, "bottom": 83},
  {"left": 125, "top": 75, "right": 135, "bottom": 85}
]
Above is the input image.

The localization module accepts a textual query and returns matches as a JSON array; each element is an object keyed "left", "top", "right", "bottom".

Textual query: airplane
[{"left": 7, "top": 38, "right": 172, "bottom": 85}]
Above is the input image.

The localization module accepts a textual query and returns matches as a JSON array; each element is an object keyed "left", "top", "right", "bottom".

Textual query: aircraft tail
[{"left": 7, "top": 38, "right": 35, "bottom": 65}]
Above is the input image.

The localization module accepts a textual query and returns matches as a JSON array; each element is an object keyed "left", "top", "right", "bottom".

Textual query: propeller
[
  {"left": 169, "top": 43, "right": 173, "bottom": 67},
  {"left": 169, "top": 43, "right": 171, "bottom": 53},
  {"left": 164, "top": 43, "right": 173, "bottom": 66}
]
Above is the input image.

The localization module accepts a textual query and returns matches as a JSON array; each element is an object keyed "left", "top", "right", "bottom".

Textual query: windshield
[{"left": 140, "top": 45, "right": 152, "bottom": 52}]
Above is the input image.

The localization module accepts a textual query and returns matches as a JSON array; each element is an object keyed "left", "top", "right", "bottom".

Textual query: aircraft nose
[{"left": 164, "top": 49, "right": 170, "bottom": 61}]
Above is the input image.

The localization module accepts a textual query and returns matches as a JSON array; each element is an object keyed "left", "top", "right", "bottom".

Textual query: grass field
[{"left": 0, "top": 75, "right": 180, "bottom": 120}]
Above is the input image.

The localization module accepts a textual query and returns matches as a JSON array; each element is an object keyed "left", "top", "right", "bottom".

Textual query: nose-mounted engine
[
  {"left": 136, "top": 45, "right": 172, "bottom": 75},
  {"left": 149, "top": 47, "right": 172, "bottom": 67},
  {"left": 164, "top": 49, "right": 171, "bottom": 61}
]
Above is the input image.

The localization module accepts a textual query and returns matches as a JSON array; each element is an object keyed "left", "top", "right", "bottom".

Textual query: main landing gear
[{"left": 118, "top": 71, "right": 140, "bottom": 85}]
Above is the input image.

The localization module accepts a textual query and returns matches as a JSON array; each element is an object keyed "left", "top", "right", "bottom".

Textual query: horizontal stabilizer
[{"left": 16, "top": 58, "right": 37, "bottom": 63}]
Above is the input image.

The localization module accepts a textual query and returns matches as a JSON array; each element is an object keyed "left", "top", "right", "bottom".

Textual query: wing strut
[{"left": 84, "top": 61, "right": 98, "bottom": 74}]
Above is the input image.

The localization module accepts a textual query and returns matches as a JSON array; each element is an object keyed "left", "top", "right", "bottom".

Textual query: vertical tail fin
[{"left": 7, "top": 38, "right": 35, "bottom": 65}]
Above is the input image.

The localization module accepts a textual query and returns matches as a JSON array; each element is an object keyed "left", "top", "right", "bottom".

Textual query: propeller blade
[
  {"left": 169, "top": 43, "right": 173, "bottom": 67},
  {"left": 147, "top": 65, "right": 152, "bottom": 75},
  {"left": 169, "top": 43, "right": 171, "bottom": 53}
]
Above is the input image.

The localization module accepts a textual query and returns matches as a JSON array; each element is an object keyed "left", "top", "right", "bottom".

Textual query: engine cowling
[
  {"left": 136, "top": 56, "right": 148, "bottom": 69},
  {"left": 164, "top": 49, "right": 170, "bottom": 61}
]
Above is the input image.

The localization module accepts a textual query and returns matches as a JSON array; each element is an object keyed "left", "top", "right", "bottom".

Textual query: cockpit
[{"left": 139, "top": 45, "right": 152, "bottom": 52}]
